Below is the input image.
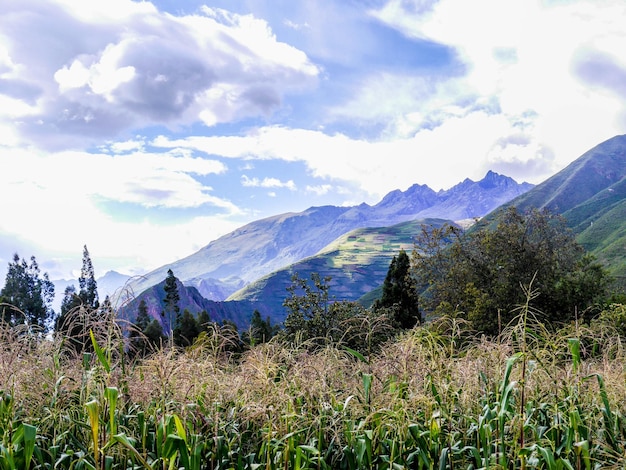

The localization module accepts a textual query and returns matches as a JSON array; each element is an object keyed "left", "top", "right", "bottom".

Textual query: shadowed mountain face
[
  {"left": 117, "top": 275, "right": 272, "bottom": 332},
  {"left": 225, "top": 218, "right": 453, "bottom": 324},
  {"left": 124, "top": 171, "right": 533, "bottom": 302}
]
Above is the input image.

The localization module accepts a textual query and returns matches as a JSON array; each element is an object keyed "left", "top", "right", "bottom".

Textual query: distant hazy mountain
[
  {"left": 52, "top": 270, "right": 131, "bottom": 313},
  {"left": 125, "top": 171, "right": 532, "bottom": 301}
]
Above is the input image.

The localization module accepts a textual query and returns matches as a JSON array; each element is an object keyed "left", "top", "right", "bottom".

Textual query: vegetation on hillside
[
  {"left": 412, "top": 207, "right": 609, "bottom": 335},
  {"left": 0, "top": 299, "right": 626, "bottom": 468},
  {"left": 0, "top": 205, "right": 623, "bottom": 468},
  {"left": 0, "top": 253, "right": 54, "bottom": 332}
]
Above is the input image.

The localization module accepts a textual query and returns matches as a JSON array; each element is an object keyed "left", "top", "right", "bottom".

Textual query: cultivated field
[{"left": 2, "top": 304, "right": 626, "bottom": 468}]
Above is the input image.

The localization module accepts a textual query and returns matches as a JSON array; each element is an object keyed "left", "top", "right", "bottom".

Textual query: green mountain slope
[
  {"left": 501, "top": 134, "right": 626, "bottom": 289},
  {"left": 508, "top": 134, "right": 626, "bottom": 214},
  {"left": 227, "top": 219, "right": 452, "bottom": 320}
]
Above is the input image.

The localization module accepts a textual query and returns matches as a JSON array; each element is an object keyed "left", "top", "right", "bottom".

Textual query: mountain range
[
  {"left": 123, "top": 170, "right": 532, "bottom": 300},
  {"left": 117, "top": 171, "right": 533, "bottom": 328},
  {"left": 91, "top": 134, "right": 626, "bottom": 332}
]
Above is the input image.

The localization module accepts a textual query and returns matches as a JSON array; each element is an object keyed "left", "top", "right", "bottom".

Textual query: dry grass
[{"left": 1, "top": 305, "right": 626, "bottom": 468}]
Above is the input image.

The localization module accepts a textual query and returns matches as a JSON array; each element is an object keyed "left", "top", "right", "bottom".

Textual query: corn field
[{"left": 2, "top": 304, "right": 626, "bottom": 469}]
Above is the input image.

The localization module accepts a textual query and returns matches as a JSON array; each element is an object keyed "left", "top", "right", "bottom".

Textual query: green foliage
[
  {"left": 0, "top": 253, "right": 54, "bottom": 332},
  {"left": 78, "top": 245, "right": 99, "bottom": 310},
  {"left": 594, "top": 303, "right": 626, "bottom": 337},
  {"left": 129, "top": 300, "right": 165, "bottom": 355},
  {"left": 55, "top": 248, "right": 111, "bottom": 354},
  {"left": 173, "top": 309, "right": 200, "bottom": 347},
  {"left": 281, "top": 272, "right": 390, "bottom": 353},
  {"left": 162, "top": 269, "right": 180, "bottom": 336},
  {"left": 412, "top": 207, "right": 610, "bottom": 335},
  {"left": 242, "top": 309, "right": 278, "bottom": 346},
  {"left": 374, "top": 249, "right": 421, "bottom": 328},
  {"left": 282, "top": 273, "right": 355, "bottom": 348},
  {"left": 143, "top": 318, "right": 166, "bottom": 347}
]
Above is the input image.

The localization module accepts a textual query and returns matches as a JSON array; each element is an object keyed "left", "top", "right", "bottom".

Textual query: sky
[{"left": 1, "top": 0, "right": 625, "bottom": 282}]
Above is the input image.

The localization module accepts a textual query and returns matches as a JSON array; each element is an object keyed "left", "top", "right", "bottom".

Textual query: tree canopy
[
  {"left": 0, "top": 253, "right": 55, "bottom": 332},
  {"left": 163, "top": 269, "right": 180, "bottom": 336},
  {"left": 411, "top": 207, "right": 610, "bottom": 335},
  {"left": 78, "top": 245, "right": 99, "bottom": 310},
  {"left": 374, "top": 249, "right": 421, "bottom": 328}
]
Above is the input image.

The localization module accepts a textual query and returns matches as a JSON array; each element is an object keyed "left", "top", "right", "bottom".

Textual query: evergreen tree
[
  {"left": 130, "top": 299, "right": 165, "bottom": 356},
  {"left": 0, "top": 253, "right": 55, "bottom": 332},
  {"left": 196, "top": 310, "right": 211, "bottom": 332},
  {"left": 134, "top": 299, "right": 151, "bottom": 331},
  {"left": 173, "top": 309, "right": 200, "bottom": 347},
  {"left": 374, "top": 250, "right": 421, "bottom": 328},
  {"left": 78, "top": 245, "right": 99, "bottom": 309},
  {"left": 163, "top": 269, "right": 180, "bottom": 336},
  {"left": 59, "top": 285, "right": 79, "bottom": 316},
  {"left": 243, "top": 310, "right": 276, "bottom": 346},
  {"left": 143, "top": 319, "right": 165, "bottom": 349},
  {"left": 54, "top": 246, "right": 103, "bottom": 353}
]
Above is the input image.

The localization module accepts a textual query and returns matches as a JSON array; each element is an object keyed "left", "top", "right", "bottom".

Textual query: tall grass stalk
[{"left": 0, "top": 302, "right": 625, "bottom": 467}]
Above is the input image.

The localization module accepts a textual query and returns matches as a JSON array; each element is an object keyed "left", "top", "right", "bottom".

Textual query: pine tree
[
  {"left": 143, "top": 319, "right": 165, "bottom": 349},
  {"left": 243, "top": 310, "right": 276, "bottom": 346},
  {"left": 78, "top": 245, "right": 99, "bottom": 309},
  {"left": 134, "top": 300, "right": 151, "bottom": 331},
  {"left": 163, "top": 269, "right": 180, "bottom": 336},
  {"left": 173, "top": 309, "right": 200, "bottom": 347},
  {"left": 55, "top": 246, "right": 102, "bottom": 353},
  {"left": 197, "top": 310, "right": 211, "bottom": 332},
  {"left": 0, "top": 253, "right": 55, "bottom": 332},
  {"left": 375, "top": 250, "right": 421, "bottom": 329}
]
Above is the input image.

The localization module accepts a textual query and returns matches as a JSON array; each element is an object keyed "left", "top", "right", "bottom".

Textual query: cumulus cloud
[
  {"left": 0, "top": 146, "right": 233, "bottom": 213},
  {"left": 360, "top": 0, "right": 626, "bottom": 177},
  {"left": 0, "top": 143, "right": 244, "bottom": 277},
  {"left": 152, "top": 115, "right": 544, "bottom": 196},
  {"left": 241, "top": 175, "right": 296, "bottom": 190},
  {"left": 0, "top": 0, "right": 319, "bottom": 149},
  {"left": 306, "top": 184, "right": 332, "bottom": 196}
]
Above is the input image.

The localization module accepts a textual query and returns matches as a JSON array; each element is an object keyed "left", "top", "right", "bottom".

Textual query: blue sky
[{"left": 1, "top": 0, "right": 625, "bottom": 281}]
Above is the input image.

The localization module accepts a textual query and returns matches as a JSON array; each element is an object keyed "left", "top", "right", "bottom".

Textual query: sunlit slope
[
  {"left": 227, "top": 219, "right": 452, "bottom": 316},
  {"left": 497, "top": 134, "right": 626, "bottom": 290},
  {"left": 506, "top": 135, "right": 626, "bottom": 214}
]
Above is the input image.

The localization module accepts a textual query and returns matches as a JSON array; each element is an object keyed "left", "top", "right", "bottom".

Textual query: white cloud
[
  {"left": 0, "top": 146, "right": 233, "bottom": 220},
  {"left": 241, "top": 175, "right": 297, "bottom": 190},
  {"left": 0, "top": 0, "right": 319, "bottom": 149},
  {"left": 153, "top": 116, "right": 544, "bottom": 197},
  {"left": 306, "top": 184, "right": 332, "bottom": 196},
  {"left": 104, "top": 138, "right": 145, "bottom": 154},
  {"left": 0, "top": 143, "right": 244, "bottom": 278},
  {"left": 357, "top": 0, "right": 626, "bottom": 177}
]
